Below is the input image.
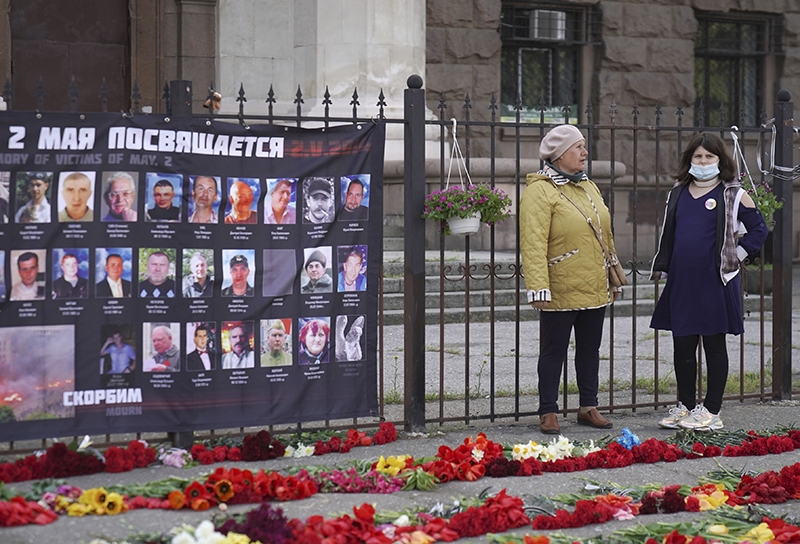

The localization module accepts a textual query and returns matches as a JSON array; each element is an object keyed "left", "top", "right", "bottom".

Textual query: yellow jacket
[{"left": 519, "top": 169, "right": 617, "bottom": 310}]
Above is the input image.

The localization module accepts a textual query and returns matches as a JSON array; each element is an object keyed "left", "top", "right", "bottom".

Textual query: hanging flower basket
[
  {"left": 447, "top": 211, "right": 481, "bottom": 235},
  {"left": 420, "top": 118, "right": 512, "bottom": 236}
]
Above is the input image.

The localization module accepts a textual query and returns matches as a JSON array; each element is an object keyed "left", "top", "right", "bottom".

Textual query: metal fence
[{"left": 0, "top": 76, "right": 796, "bottom": 455}]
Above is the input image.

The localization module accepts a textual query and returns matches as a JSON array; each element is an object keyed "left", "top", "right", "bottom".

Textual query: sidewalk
[{"left": 4, "top": 399, "right": 800, "bottom": 543}]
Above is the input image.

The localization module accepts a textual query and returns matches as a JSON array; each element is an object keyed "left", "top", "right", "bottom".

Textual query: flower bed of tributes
[{"left": 1, "top": 423, "right": 800, "bottom": 543}]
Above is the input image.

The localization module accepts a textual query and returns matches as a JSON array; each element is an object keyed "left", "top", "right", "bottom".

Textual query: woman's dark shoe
[
  {"left": 577, "top": 408, "right": 612, "bottom": 429},
  {"left": 539, "top": 413, "right": 560, "bottom": 434}
]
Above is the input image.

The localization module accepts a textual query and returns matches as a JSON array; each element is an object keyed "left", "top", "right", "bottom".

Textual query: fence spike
[
  {"left": 131, "top": 80, "right": 141, "bottom": 115},
  {"left": 295, "top": 85, "right": 304, "bottom": 126},
  {"left": 697, "top": 98, "right": 705, "bottom": 127},
  {"left": 437, "top": 90, "right": 447, "bottom": 115},
  {"left": 266, "top": 84, "right": 275, "bottom": 124},
  {"left": 463, "top": 92, "right": 472, "bottom": 113},
  {"left": 489, "top": 92, "right": 497, "bottom": 112},
  {"left": 718, "top": 100, "right": 726, "bottom": 128},
  {"left": 631, "top": 97, "right": 639, "bottom": 122},
  {"left": 609, "top": 99, "right": 617, "bottom": 124},
  {"left": 99, "top": 78, "right": 109, "bottom": 113},
  {"left": 654, "top": 100, "right": 662, "bottom": 124},
  {"left": 562, "top": 101, "right": 571, "bottom": 123},
  {"left": 237, "top": 83, "right": 247, "bottom": 121},
  {"left": 162, "top": 80, "right": 170, "bottom": 114},
  {"left": 585, "top": 99, "right": 593, "bottom": 122},
  {"left": 3, "top": 78, "right": 12, "bottom": 109},
  {"left": 350, "top": 87, "right": 360, "bottom": 121},
  {"left": 35, "top": 76, "right": 46, "bottom": 111},
  {"left": 377, "top": 88, "right": 387, "bottom": 119},
  {"left": 68, "top": 77, "right": 79, "bottom": 113}
]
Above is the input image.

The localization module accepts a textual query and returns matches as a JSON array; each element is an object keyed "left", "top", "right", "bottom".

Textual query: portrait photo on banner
[
  {"left": 335, "top": 314, "right": 366, "bottom": 362},
  {"left": 57, "top": 171, "right": 95, "bottom": 222},
  {"left": 10, "top": 248, "right": 47, "bottom": 301},
  {"left": 99, "top": 323, "right": 137, "bottom": 378},
  {"left": 145, "top": 172, "right": 183, "bottom": 222},
  {"left": 225, "top": 177, "right": 259, "bottom": 224},
  {"left": 100, "top": 171, "right": 139, "bottom": 222},
  {"left": 221, "top": 249, "right": 255, "bottom": 297},
  {"left": 0, "top": 251, "right": 5, "bottom": 301},
  {"left": 187, "top": 175, "right": 221, "bottom": 224},
  {"left": 336, "top": 244, "right": 367, "bottom": 292},
  {"left": 182, "top": 248, "right": 215, "bottom": 298},
  {"left": 301, "top": 246, "right": 333, "bottom": 294},
  {"left": 51, "top": 247, "right": 90, "bottom": 300},
  {"left": 339, "top": 174, "right": 370, "bottom": 222},
  {"left": 95, "top": 247, "right": 133, "bottom": 298},
  {"left": 142, "top": 322, "right": 181, "bottom": 372},
  {"left": 186, "top": 321, "right": 217, "bottom": 372},
  {"left": 14, "top": 171, "right": 53, "bottom": 224},
  {"left": 221, "top": 321, "right": 255, "bottom": 369},
  {"left": 298, "top": 316, "right": 331, "bottom": 365},
  {"left": 0, "top": 170, "right": 10, "bottom": 223},
  {"left": 260, "top": 318, "right": 293, "bottom": 368},
  {"left": 262, "top": 248, "right": 296, "bottom": 298},
  {"left": 264, "top": 178, "right": 297, "bottom": 225},
  {"left": 302, "top": 176, "right": 335, "bottom": 225},
  {"left": 0, "top": 324, "right": 75, "bottom": 423},
  {"left": 138, "top": 248, "right": 177, "bottom": 298}
]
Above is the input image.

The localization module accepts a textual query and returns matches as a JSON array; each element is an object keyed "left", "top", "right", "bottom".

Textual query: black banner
[{"left": 0, "top": 112, "right": 384, "bottom": 440}]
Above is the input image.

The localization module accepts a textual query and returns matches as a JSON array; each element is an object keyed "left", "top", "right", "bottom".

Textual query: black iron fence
[{"left": 0, "top": 76, "right": 796, "bottom": 455}]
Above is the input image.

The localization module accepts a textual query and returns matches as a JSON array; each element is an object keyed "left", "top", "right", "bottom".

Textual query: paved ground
[
  {"left": 3, "top": 399, "right": 800, "bottom": 543},
  {"left": 3, "top": 256, "right": 800, "bottom": 543}
]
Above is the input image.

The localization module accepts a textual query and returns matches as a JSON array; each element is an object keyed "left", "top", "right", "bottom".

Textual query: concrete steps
[{"left": 379, "top": 254, "right": 773, "bottom": 326}]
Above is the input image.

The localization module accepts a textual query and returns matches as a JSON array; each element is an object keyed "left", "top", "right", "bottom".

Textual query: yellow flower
[
  {"left": 742, "top": 523, "right": 775, "bottom": 544},
  {"left": 103, "top": 492, "right": 124, "bottom": 515},
  {"left": 79, "top": 487, "right": 108, "bottom": 511},
  {"left": 67, "top": 503, "right": 92, "bottom": 517},
  {"left": 697, "top": 489, "right": 728, "bottom": 511},
  {"left": 375, "top": 455, "right": 410, "bottom": 476},
  {"left": 220, "top": 532, "right": 257, "bottom": 544},
  {"left": 407, "top": 531, "right": 436, "bottom": 544},
  {"left": 708, "top": 524, "right": 729, "bottom": 535}
]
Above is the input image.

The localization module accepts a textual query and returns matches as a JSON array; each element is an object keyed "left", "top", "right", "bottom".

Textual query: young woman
[{"left": 650, "top": 133, "right": 768, "bottom": 431}]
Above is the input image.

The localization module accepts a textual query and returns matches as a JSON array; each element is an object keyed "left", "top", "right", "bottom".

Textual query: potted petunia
[{"left": 421, "top": 183, "right": 512, "bottom": 236}]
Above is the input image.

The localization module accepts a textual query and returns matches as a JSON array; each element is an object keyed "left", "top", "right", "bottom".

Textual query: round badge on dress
[{"left": 705, "top": 198, "right": 717, "bottom": 210}]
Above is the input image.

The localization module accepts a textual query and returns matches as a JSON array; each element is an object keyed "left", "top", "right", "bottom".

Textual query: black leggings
[
  {"left": 673, "top": 334, "right": 728, "bottom": 414},
  {"left": 537, "top": 307, "right": 606, "bottom": 415}
]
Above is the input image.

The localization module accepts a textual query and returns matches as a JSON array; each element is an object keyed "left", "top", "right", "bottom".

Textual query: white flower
[
  {"left": 393, "top": 514, "right": 411, "bottom": 526},
  {"left": 77, "top": 435, "right": 93, "bottom": 451},
  {"left": 284, "top": 445, "right": 296, "bottom": 457},
  {"left": 292, "top": 443, "right": 315, "bottom": 458},
  {"left": 471, "top": 448, "right": 484, "bottom": 462},
  {"left": 194, "top": 521, "right": 217, "bottom": 539},
  {"left": 172, "top": 532, "right": 197, "bottom": 544}
]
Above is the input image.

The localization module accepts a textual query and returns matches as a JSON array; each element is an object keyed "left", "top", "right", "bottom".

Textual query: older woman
[
  {"left": 520, "top": 124, "right": 620, "bottom": 434},
  {"left": 299, "top": 318, "right": 330, "bottom": 365}
]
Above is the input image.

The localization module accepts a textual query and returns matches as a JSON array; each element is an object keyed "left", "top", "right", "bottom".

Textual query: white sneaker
[
  {"left": 658, "top": 402, "right": 689, "bottom": 429},
  {"left": 679, "top": 405, "right": 723, "bottom": 431}
]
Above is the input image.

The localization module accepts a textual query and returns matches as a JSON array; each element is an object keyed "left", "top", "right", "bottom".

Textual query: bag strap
[{"left": 549, "top": 180, "right": 616, "bottom": 264}]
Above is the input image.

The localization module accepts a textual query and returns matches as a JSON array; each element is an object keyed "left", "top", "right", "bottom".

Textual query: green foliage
[
  {"left": 742, "top": 173, "right": 783, "bottom": 226},
  {"left": 421, "top": 184, "right": 512, "bottom": 235}
]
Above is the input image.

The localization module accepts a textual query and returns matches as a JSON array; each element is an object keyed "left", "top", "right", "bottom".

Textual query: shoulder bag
[{"left": 551, "top": 181, "right": 628, "bottom": 287}]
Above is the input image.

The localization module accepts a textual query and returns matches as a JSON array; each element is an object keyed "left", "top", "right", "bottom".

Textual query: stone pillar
[{"left": 217, "top": 0, "right": 428, "bottom": 157}]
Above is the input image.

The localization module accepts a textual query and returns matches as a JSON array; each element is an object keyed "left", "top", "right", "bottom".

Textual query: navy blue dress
[{"left": 650, "top": 185, "right": 765, "bottom": 337}]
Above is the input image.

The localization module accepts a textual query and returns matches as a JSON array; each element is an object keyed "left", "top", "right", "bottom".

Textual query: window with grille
[
  {"left": 500, "top": 2, "right": 600, "bottom": 122},
  {"left": 694, "top": 12, "right": 783, "bottom": 127}
]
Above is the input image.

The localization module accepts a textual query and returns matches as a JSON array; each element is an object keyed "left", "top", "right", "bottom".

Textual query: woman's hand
[{"left": 531, "top": 301, "right": 549, "bottom": 309}]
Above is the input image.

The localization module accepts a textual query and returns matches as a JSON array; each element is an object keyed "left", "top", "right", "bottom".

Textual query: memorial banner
[{"left": 0, "top": 112, "right": 384, "bottom": 440}]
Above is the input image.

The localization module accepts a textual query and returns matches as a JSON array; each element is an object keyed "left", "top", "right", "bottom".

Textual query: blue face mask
[{"left": 689, "top": 162, "right": 720, "bottom": 181}]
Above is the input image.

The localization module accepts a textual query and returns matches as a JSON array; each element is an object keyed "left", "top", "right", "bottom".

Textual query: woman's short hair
[{"left": 299, "top": 319, "right": 330, "bottom": 344}]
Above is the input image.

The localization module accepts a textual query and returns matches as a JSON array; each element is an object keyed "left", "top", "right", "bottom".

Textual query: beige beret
[{"left": 540, "top": 125, "right": 585, "bottom": 161}]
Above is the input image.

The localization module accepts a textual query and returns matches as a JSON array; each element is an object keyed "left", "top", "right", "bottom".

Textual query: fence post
[
  {"left": 771, "top": 90, "right": 793, "bottom": 400},
  {"left": 403, "top": 75, "right": 426, "bottom": 431},
  {"left": 167, "top": 79, "right": 196, "bottom": 448}
]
